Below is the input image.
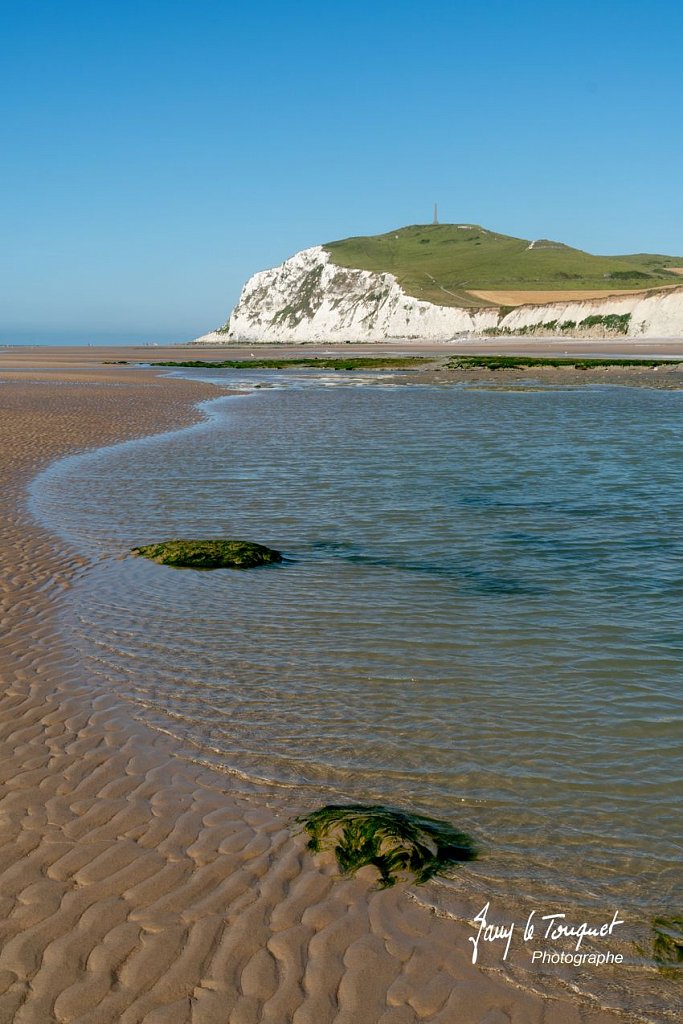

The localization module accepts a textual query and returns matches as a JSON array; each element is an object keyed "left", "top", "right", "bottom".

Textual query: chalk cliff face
[{"left": 194, "top": 246, "right": 683, "bottom": 343}]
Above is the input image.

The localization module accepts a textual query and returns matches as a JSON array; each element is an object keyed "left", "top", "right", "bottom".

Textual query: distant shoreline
[
  {"left": 6, "top": 341, "right": 683, "bottom": 391},
  {"left": 4, "top": 336, "right": 683, "bottom": 362}
]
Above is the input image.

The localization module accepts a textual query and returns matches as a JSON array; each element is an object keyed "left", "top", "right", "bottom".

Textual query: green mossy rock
[
  {"left": 131, "top": 539, "right": 283, "bottom": 570},
  {"left": 652, "top": 916, "right": 683, "bottom": 969},
  {"left": 297, "top": 803, "right": 477, "bottom": 889}
]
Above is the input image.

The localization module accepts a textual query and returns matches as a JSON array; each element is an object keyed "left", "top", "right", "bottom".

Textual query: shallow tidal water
[{"left": 30, "top": 370, "right": 682, "bottom": 1016}]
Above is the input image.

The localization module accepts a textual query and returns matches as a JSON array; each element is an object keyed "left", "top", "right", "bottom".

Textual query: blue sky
[{"left": 1, "top": 0, "right": 681, "bottom": 343}]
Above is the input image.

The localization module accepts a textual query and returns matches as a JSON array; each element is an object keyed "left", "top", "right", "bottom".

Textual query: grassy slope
[{"left": 324, "top": 224, "right": 683, "bottom": 308}]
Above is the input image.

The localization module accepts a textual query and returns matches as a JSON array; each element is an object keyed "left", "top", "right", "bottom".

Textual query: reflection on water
[{"left": 30, "top": 371, "right": 683, "bottom": 1013}]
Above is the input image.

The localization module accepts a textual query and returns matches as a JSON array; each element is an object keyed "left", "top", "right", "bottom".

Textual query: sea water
[{"left": 30, "top": 370, "right": 682, "bottom": 1015}]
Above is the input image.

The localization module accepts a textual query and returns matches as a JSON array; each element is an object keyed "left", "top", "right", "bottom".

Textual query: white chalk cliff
[{"left": 194, "top": 245, "right": 683, "bottom": 343}]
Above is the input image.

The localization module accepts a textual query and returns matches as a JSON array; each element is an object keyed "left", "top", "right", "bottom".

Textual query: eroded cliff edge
[{"left": 194, "top": 245, "right": 683, "bottom": 343}]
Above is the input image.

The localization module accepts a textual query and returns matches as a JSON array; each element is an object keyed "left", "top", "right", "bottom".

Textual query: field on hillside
[
  {"left": 325, "top": 224, "right": 683, "bottom": 308},
  {"left": 470, "top": 285, "right": 683, "bottom": 306}
]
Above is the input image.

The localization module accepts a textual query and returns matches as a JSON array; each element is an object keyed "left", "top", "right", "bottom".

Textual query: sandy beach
[
  {"left": 0, "top": 350, "right": 660, "bottom": 1023},
  {"left": 4, "top": 337, "right": 683, "bottom": 366}
]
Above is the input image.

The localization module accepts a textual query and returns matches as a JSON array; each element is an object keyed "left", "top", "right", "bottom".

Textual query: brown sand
[
  {"left": 0, "top": 353, "right": 643, "bottom": 1022},
  {"left": 4, "top": 339, "right": 683, "bottom": 366}
]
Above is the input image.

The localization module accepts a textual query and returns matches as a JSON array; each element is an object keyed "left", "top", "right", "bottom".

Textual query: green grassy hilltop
[{"left": 324, "top": 224, "right": 683, "bottom": 308}]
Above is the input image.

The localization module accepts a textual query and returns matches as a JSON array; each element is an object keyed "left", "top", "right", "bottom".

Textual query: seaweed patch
[
  {"left": 297, "top": 803, "right": 477, "bottom": 888},
  {"left": 652, "top": 916, "right": 683, "bottom": 971},
  {"left": 131, "top": 539, "right": 283, "bottom": 570}
]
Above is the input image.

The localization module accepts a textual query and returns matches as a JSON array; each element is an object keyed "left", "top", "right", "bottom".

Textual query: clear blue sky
[{"left": 2, "top": 0, "right": 682, "bottom": 344}]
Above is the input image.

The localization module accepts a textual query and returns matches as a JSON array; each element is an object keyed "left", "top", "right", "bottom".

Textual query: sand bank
[
  {"left": 3, "top": 337, "right": 683, "bottom": 368},
  {"left": 0, "top": 354, "right": 643, "bottom": 1022}
]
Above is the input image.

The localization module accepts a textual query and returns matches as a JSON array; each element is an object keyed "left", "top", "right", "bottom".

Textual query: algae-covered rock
[
  {"left": 131, "top": 539, "right": 283, "bottom": 570},
  {"left": 652, "top": 916, "right": 683, "bottom": 970},
  {"left": 297, "top": 803, "right": 477, "bottom": 889}
]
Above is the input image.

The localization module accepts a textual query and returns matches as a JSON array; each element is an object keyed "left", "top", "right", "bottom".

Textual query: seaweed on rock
[
  {"left": 652, "top": 916, "right": 683, "bottom": 970},
  {"left": 297, "top": 803, "right": 477, "bottom": 888},
  {"left": 131, "top": 539, "right": 283, "bottom": 570}
]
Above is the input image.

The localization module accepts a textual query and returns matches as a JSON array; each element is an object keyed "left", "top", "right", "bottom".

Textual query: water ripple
[{"left": 30, "top": 376, "right": 683, "bottom": 931}]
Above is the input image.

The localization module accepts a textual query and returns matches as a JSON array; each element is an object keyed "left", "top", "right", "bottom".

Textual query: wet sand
[
  {"left": 410, "top": 361, "right": 683, "bottom": 390},
  {"left": 0, "top": 351, "right": 647, "bottom": 1022},
  {"left": 2, "top": 335, "right": 683, "bottom": 369}
]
